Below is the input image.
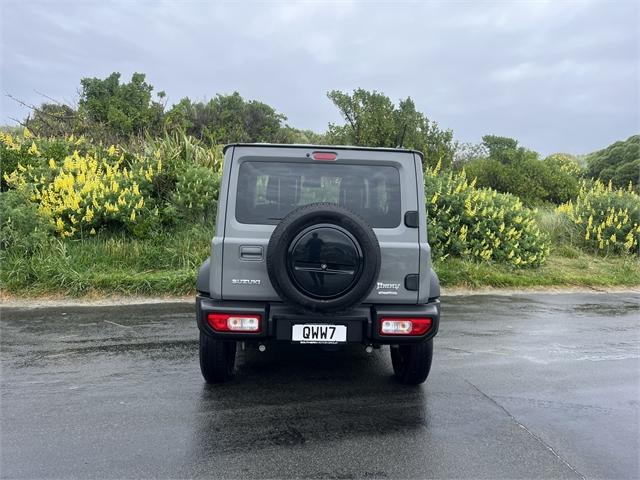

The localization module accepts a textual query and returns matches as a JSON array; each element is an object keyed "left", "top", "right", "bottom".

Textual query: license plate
[{"left": 291, "top": 324, "right": 347, "bottom": 344}]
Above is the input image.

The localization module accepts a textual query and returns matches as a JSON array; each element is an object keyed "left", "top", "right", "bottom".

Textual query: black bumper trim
[{"left": 196, "top": 296, "right": 440, "bottom": 344}]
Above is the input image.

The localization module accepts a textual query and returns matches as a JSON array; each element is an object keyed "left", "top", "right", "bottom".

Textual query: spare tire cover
[{"left": 267, "top": 203, "right": 381, "bottom": 313}]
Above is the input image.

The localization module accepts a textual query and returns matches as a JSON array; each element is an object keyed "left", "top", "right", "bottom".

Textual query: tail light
[
  {"left": 208, "top": 313, "right": 262, "bottom": 333},
  {"left": 379, "top": 317, "right": 432, "bottom": 336},
  {"left": 312, "top": 151, "right": 337, "bottom": 161}
]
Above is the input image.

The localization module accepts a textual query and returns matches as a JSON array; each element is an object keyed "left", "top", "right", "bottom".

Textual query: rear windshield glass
[{"left": 235, "top": 161, "right": 401, "bottom": 228}]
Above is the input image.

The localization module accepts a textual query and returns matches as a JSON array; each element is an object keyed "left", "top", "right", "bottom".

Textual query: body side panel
[
  {"left": 414, "top": 153, "right": 433, "bottom": 303},
  {"left": 208, "top": 146, "right": 235, "bottom": 299}
]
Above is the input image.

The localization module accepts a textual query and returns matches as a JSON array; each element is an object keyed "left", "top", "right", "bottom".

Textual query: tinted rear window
[{"left": 236, "top": 161, "right": 401, "bottom": 228}]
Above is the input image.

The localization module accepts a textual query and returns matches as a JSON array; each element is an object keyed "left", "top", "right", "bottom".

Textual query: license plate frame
[{"left": 291, "top": 324, "right": 347, "bottom": 344}]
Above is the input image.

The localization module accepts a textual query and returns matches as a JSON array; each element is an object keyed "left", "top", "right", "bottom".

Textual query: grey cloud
[{"left": 1, "top": 0, "right": 638, "bottom": 155}]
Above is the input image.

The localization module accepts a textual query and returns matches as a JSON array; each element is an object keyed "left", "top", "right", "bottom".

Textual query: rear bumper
[{"left": 196, "top": 295, "right": 440, "bottom": 344}]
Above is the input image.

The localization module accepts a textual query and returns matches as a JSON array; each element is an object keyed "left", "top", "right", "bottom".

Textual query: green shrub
[
  {"left": 169, "top": 165, "right": 220, "bottom": 223},
  {"left": 586, "top": 135, "right": 639, "bottom": 191},
  {"left": 557, "top": 180, "right": 640, "bottom": 255},
  {"left": 425, "top": 164, "right": 549, "bottom": 266},
  {"left": 534, "top": 207, "right": 577, "bottom": 246},
  {"left": 141, "top": 133, "right": 223, "bottom": 172},
  {"left": 0, "top": 189, "right": 51, "bottom": 253},
  {"left": 465, "top": 155, "right": 579, "bottom": 206},
  {"left": 465, "top": 135, "right": 580, "bottom": 205},
  {"left": 135, "top": 133, "right": 224, "bottom": 210},
  {"left": 544, "top": 153, "right": 584, "bottom": 177}
]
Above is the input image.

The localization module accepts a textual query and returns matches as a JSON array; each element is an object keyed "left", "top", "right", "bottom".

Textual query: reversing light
[
  {"left": 207, "top": 313, "right": 262, "bottom": 332},
  {"left": 380, "top": 317, "right": 432, "bottom": 336},
  {"left": 312, "top": 151, "right": 337, "bottom": 161}
]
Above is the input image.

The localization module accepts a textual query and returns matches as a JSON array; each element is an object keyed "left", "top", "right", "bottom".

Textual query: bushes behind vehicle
[
  {"left": 586, "top": 135, "right": 639, "bottom": 191},
  {"left": 425, "top": 162, "right": 550, "bottom": 267},
  {"left": 1, "top": 131, "right": 222, "bottom": 239},
  {"left": 0, "top": 130, "right": 83, "bottom": 191},
  {"left": 3, "top": 139, "right": 162, "bottom": 238},
  {"left": 3, "top": 129, "right": 637, "bottom": 270},
  {"left": 557, "top": 180, "right": 640, "bottom": 256},
  {"left": 0, "top": 189, "right": 51, "bottom": 254},
  {"left": 167, "top": 165, "right": 220, "bottom": 224},
  {"left": 139, "top": 134, "right": 222, "bottom": 224},
  {"left": 462, "top": 136, "right": 581, "bottom": 206}
]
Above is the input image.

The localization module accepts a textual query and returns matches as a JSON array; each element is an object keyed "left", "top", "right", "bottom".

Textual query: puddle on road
[
  {"left": 573, "top": 302, "right": 640, "bottom": 317},
  {"left": 5, "top": 339, "right": 198, "bottom": 369},
  {"left": 58, "top": 339, "right": 198, "bottom": 355}
]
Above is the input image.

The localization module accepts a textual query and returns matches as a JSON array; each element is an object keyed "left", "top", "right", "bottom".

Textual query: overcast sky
[{"left": 1, "top": 0, "right": 638, "bottom": 155}]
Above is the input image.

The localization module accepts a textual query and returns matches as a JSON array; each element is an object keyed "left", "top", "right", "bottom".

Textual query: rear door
[{"left": 220, "top": 146, "right": 420, "bottom": 303}]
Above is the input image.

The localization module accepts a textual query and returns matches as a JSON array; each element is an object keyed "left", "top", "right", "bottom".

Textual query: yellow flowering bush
[
  {"left": 425, "top": 162, "right": 549, "bottom": 266},
  {"left": 3, "top": 133, "right": 163, "bottom": 238},
  {"left": 1, "top": 130, "right": 67, "bottom": 189},
  {"left": 557, "top": 180, "right": 640, "bottom": 255}
]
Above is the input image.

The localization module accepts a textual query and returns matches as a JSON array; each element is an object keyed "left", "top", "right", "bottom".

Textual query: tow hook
[
  {"left": 365, "top": 344, "right": 373, "bottom": 354},
  {"left": 258, "top": 343, "right": 267, "bottom": 352}
]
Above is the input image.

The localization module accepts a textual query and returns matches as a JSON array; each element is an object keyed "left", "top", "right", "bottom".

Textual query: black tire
[
  {"left": 267, "top": 203, "right": 381, "bottom": 313},
  {"left": 391, "top": 340, "right": 433, "bottom": 385},
  {"left": 199, "top": 332, "right": 237, "bottom": 383}
]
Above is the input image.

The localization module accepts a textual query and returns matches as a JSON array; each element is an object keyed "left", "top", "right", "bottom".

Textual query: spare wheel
[{"left": 266, "top": 203, "right": 381, "bottom": 313}]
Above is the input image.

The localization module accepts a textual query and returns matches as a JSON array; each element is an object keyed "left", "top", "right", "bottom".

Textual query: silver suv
[{"left": 196, "top": 144, "right": 441, "bottom": 384}]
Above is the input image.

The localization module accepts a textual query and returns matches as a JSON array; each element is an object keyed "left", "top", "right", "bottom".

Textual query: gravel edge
[{"left": 1, "top": 286, "right": 638, "bottom": 309}]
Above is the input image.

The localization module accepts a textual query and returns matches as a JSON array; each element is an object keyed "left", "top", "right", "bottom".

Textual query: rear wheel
[
  {"left": 199, "top": 332, "right": 237, "bottom": 383},
  {"left": 391, "top": 340, "right": 433, "bottom": 385}
]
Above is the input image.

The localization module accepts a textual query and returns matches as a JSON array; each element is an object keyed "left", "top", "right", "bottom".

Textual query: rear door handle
[{"left": 239, "top": 245, "right": 263, "bottom": 261}]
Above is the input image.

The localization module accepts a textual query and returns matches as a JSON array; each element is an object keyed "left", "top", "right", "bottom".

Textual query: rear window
[{"left": 235, "top": 161, "right": 401, "bottom": 228}]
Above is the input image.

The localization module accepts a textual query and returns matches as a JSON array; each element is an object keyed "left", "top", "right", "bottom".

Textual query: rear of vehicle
[{"left": 196, "top": 144, "right": 440, "bottom": 384}]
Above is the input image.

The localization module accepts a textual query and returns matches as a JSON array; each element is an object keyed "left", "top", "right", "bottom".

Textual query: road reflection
[{"left": 189, "top": 344, "right": 430, "bottom": 457}]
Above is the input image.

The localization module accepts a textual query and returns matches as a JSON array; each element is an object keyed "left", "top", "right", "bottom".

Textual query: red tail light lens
[
  {"left": 312, "top": 151, "right": 337, "bottom": 161},
  {"left": 379, "top": 317, "right": 432, "bottom": 336},
  {"left": 207, "top": 313, "right": 262, "bottom": 333}
]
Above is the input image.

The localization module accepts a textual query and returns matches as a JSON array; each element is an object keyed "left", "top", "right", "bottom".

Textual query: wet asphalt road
[{"left": 1, "top": 293, "right": 639, "bottom": 479}]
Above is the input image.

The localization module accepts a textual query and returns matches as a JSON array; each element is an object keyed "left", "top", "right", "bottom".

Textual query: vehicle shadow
[{"left": 189, "top": 344, "right": 431, "bottom": 455}]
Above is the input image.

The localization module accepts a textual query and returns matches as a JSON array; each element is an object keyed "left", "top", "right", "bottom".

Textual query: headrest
[
  {"left": 266, "top": 176, "right": 279, "bottom": 203},
  {"left": 339, "top": 177, "right": 365, "bottom": 210},
  {"left": 266, "top": 175, "right": 299, "bottom": 206}
]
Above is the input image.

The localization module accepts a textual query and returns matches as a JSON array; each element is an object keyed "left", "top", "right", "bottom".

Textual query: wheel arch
[
  {"left": 429, "top": 267, "right": 440, "bottom": 300},
  {"left": 197, "top": 257, "right": 211, "bottom": 295}
]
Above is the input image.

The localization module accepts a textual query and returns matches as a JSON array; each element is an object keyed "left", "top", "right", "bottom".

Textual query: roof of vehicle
[{"left": 223, "top": 143, "right": 424, "bottom": 160}]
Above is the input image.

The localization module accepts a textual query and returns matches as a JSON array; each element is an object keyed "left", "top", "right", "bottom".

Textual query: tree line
[
  {"left": 16, "top": 72, "right": 456, "bottom": 167},
  {"left": 11, "top": 71, "right": 638, "bottom": 196}
]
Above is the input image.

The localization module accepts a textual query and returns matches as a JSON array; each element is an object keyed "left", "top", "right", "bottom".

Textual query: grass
[
  {"left": 435, "top": 247, "right": 639, "bottom": 289},
  {"left": 0, "top": 224, "right": 214, "bottom": 297},
  {"left": 436, "top": 196, "right": 638, "bottom": 290},
  {"left": 1, "top": 225, "right": 638, "bottom": 297}
]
